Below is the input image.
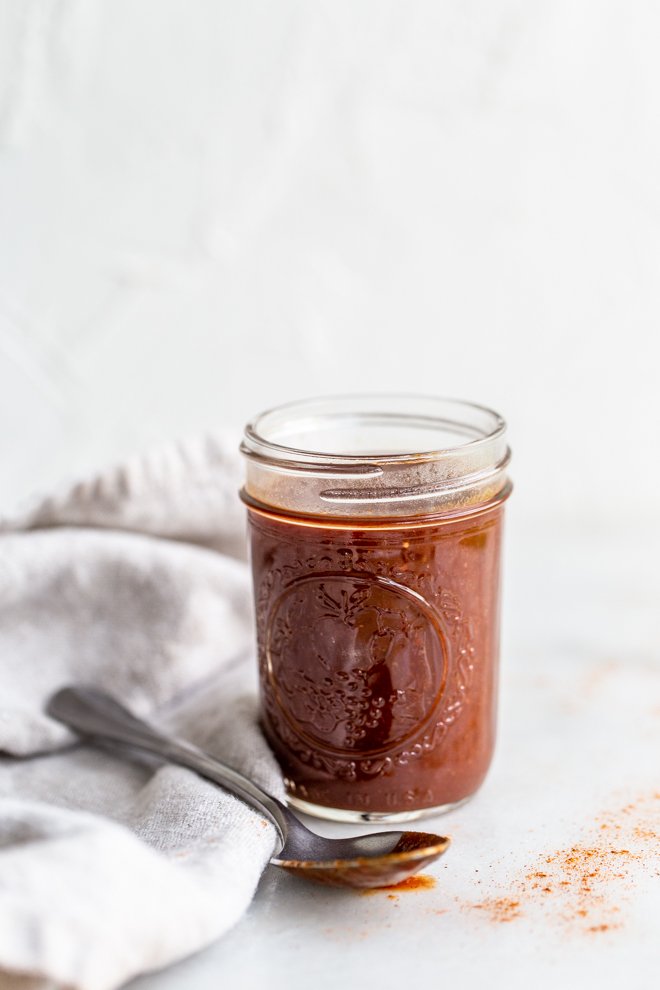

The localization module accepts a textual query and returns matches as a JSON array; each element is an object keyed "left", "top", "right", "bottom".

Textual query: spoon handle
[{"left": 47, "top": 686, "right": 288, "bottom": 847}]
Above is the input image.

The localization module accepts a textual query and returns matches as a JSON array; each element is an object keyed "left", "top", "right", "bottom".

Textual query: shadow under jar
[{"left": 241, "top": 396, "right": 512, "bottom": 823}]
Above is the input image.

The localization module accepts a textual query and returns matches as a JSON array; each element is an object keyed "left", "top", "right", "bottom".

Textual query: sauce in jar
[{"left": 242, "top": 396, "right": 511, "bottom": 822}]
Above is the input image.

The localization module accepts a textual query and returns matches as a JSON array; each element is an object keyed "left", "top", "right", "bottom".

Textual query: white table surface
[{"left": 126, "top": 522, "right": 660, "bottom": 990}]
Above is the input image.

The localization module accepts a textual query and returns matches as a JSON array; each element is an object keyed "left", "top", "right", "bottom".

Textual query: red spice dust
[
  {"left": 464, "top": 792, "right": 658, "bottom": 934},
  {"left": 472, "top": 897, "right": 522, "bottom": 922}
]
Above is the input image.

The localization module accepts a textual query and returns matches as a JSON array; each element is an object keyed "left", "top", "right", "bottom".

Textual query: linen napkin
[{"left": 0, "top": 435, "right": 284, "bottom": 990}]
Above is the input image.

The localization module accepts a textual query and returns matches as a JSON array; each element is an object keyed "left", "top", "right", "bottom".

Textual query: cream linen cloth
[{"left": 0, "top": 436, "right": 284, "bottom": 990}]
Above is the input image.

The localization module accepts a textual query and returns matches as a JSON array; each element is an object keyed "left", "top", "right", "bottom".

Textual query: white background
[
  {"left": 1, "top": 5, "right": 659, "bottom": 990},
  {"left": 1, "top": 0, "right": 659, "bottom": 531}
]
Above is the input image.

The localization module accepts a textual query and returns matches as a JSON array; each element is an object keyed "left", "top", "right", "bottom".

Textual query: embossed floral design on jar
[
  {"left": 266, "top": 572, "right": 446, "bottom": 755},
  {"left": 242, "top": 396, "right": 511, "bottom": 823}
]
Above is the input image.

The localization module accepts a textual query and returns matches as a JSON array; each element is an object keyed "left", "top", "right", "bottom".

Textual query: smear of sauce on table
[{"left": 360, "top": 874, "right": 437, "bottom": 898}]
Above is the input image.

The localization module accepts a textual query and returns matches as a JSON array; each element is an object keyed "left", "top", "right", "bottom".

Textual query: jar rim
[{"left": 241, "top": 394, "right": 507, "bottom": 467}]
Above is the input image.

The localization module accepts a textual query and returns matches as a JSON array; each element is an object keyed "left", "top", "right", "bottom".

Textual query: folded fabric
[{"left": 0, "top": 435, "right": 283, "bottom": 990}]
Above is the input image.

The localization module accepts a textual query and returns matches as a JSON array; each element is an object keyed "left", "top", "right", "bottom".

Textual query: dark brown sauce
[{"left": 247, "top": 503, "right": 505, "bottom": 815}]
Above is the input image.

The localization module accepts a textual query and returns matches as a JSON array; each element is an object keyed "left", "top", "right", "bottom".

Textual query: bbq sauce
[{"left": 247, "top": 502, "right": 504, "bottom": 817}]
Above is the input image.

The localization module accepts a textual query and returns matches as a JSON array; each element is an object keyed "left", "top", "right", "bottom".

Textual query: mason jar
[{"left": 240, "top": 396, "right": 512, "bottom": 823}]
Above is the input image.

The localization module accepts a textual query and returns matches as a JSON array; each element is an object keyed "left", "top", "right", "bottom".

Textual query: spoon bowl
[
  {"left": 47, "top": 687, "right": 450, "bottom": 890},
  {"left": 275, "top": 831, "right": 450, "bottom": 888}
]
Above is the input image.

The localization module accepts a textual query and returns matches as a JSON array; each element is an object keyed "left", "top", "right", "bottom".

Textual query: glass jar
[{"left": 240, "top": 396, "right": 512, "bottom": 823}]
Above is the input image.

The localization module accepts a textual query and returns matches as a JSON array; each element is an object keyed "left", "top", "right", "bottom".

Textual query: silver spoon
[{"left": 47, "top": 686, "right": 450, "bottom": 889}]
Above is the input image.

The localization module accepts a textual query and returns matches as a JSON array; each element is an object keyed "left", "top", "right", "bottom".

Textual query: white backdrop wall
[{"left": 1, "top": 0, "right": 659, "bottom": 529}]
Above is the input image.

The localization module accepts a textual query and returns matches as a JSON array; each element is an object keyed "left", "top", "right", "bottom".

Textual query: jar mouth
[
  {"left": 241, "top": 394, "right": 506, "bottom": 467},
  {"left": 241, "top": 395, "right": 510, "bottom": 520}
]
